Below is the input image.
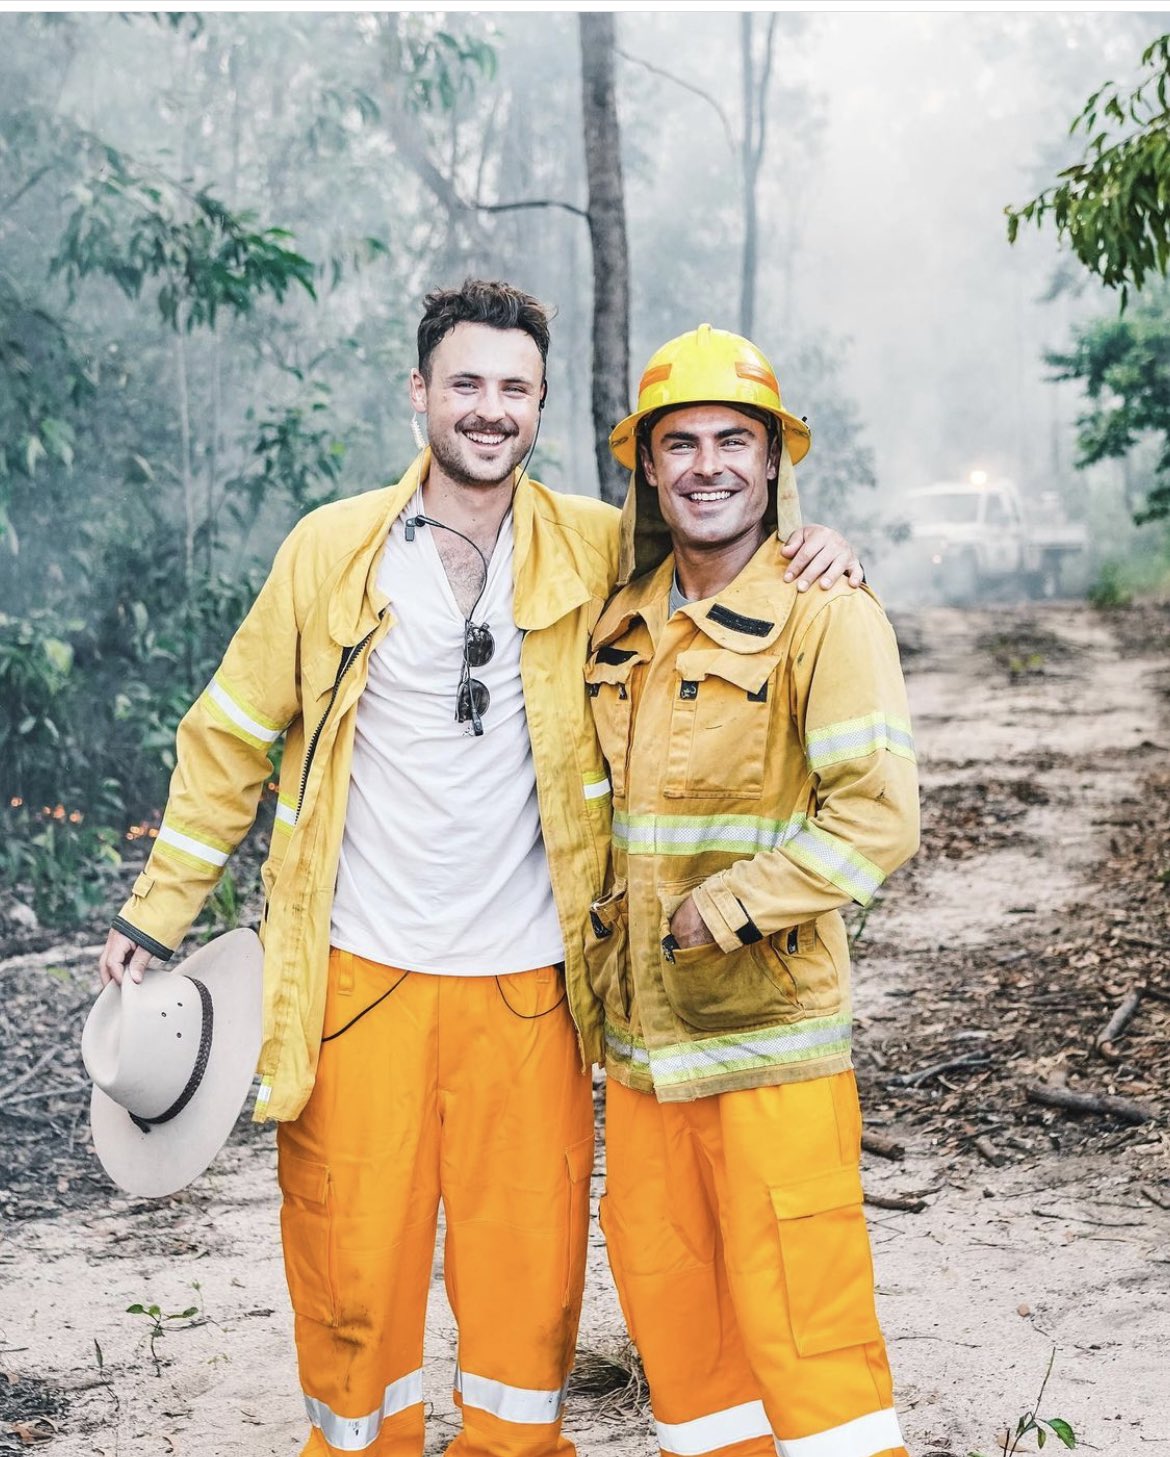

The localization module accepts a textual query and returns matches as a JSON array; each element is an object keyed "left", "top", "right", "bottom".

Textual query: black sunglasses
[{"left": 457, "top": 620, "right": 495, "bottom": 736}]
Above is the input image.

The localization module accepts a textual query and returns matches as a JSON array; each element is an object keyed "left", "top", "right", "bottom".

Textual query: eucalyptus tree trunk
[
  {"left": 579, "top": 12, "right": 630, "bottom": 506},
  {"left": 739, "top": 13, "right": 777, "bottom": 339}
]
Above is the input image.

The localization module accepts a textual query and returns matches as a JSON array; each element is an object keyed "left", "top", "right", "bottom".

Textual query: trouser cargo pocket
[
  {"left": 770, "top": 1165, "right": 881, "bottom": 1357},
  {"left": 277, "top": 1142, "right": 336, "bottom": 1328}
]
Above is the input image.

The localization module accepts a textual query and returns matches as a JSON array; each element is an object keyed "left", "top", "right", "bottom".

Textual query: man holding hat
[
  {"left": 94, "top": 282, "right": 863, "bottom": 1457},
  {"left": 585, "top": 325, "right": 919, "bottom": 1457}
]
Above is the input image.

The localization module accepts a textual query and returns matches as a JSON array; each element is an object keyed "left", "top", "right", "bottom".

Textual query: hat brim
[
  {"left": 609, "top": 402, "right": 811, "bottom": 470},
  {"left": 89, "top": 928, "right": 263, "bottom": 1198}
]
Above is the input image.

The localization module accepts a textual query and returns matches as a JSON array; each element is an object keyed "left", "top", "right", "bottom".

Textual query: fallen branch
[
  {"left": 895, "top": 1054, "right": 992, "bottom": 1088},
  {"left": 0, "top": 1045, "right": 58, "bottom": 1100},
  {"left": 1026, "top": 1083, "right": 1157, "bottom": 1125},
  {"left": 861, "top": 1130, "right": 905, "bottom": 1161},
  {"left": 973, "top": 1134, "right": 1008, "bottom": 1167},
  {"left": 865, "top": 1190, "right": 928, "bottom": 1213},
  {"left": 6, "top": 1078, "right": 89, "bottom": 1107},
  {"left": 1096, "top": 984, "right": 1144, "bottom": 1060}
]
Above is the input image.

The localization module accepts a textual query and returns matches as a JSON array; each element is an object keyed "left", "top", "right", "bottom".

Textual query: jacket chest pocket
[
  {"left": 585, "top": 652, "right": 642, "bottom": 798},
  {"left": 664, "top": 649, "right": 781, "bottom": 801}
]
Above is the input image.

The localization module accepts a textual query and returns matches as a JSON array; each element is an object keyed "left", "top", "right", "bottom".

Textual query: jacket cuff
[
  {"left": 111, "top": 916, "right": 175, "bottom": 962},
  {"left": 691, "top": 878, "right": 761, "bottom": 954}
]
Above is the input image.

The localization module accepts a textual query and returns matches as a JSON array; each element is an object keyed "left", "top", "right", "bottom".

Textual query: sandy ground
[{"left": 2, "top": 603, "right": 1168, "bottom": 1457}]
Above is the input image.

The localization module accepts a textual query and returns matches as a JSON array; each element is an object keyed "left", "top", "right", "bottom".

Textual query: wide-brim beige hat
[{"left": 82, "top": 928, "right": 263, "bottom": 1198}]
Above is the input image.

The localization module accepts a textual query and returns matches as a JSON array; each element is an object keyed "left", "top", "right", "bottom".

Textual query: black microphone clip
[{"left": 405, "top": 515, "right": 423, "bottom": 542}]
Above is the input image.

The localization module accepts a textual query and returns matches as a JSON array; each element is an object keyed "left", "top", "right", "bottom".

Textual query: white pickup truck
[{"left": 894, "top": 474, "right": 1088, "bottom": 604}]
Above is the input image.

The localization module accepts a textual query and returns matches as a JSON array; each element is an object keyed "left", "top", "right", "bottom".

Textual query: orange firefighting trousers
[
  {"left": 602, "top": 1073, "right": 908, "bottom": 1457},
  {"left": 277, "top": 950, "right": 595, "bottom": 1457}
]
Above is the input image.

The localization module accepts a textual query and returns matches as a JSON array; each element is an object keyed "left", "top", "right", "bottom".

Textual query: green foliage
[
  {"left": 1087, "top": 561, "right": 1135, "bottom": 607},
  {"left": 970, "top": 1351, "right": 1077, "bottom": 1457},
  {"left": 0, "top": 804, "right": 123, "bottom": 927},
  {"left": 1006, "top": 34, "right": 1170, "bottom": 300},
  {"left": 125, "top": 1298, "right": 202, "bottom": 1377},
  {"left": 399, "top": 25, "right": 498, "bottom": 113},
  {"left": 1047, "top": 283, "right": 1170, "bottom": 522},
  {"left": 51, "top": 160, "right": 317, "bottom": 330},
  {"left": 225, "top": 392, "right": 348, "bottom": 534},
  {"left": 0, "top": 610, "right": 84, "bottom": 803}
]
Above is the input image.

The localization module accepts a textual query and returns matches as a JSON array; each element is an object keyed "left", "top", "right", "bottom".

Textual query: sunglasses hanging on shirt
[{"left": 405, "top": 513, "right": 505, "bottom": 737}]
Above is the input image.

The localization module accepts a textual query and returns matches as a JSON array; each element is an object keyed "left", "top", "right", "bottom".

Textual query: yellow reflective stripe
[
  {"left": 806, "top": 712, "right": 916, "bottom": 771},
  {"left": 647, "top": 1012, "right": 852, "bottom": 1087},
  {"left": 604, "top": 1022, "right": 651, "bottom": 1068},
  {"left": 784, "top": 821, "right": 884, "bottom": 905},
  {"left": 273, "top": 794, "right": 298, "bottom": 835},
  {"left": 613, "top": 811, "right": 803, "bottom": 857},
  {"left": 211, "top": 673, "right": 284, "bottom": 735},
  {"left": 583, "top": 772, "right": 612, "bottom": 801},
  {"left": 202, "top": 690, "right": 274, "bottom": 753},
  {"left": 201, "top": 673, "right": 285, "bottom": 752},
  {"left": 153, "top": 818, "right": 231, "bottom": 873}
]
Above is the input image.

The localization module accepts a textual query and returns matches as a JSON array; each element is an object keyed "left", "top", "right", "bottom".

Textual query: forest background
[{"left": 3, "top": 6, "right": 1170, "bottom": 934}]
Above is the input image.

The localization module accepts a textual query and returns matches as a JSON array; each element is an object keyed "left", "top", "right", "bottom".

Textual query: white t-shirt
[{"left": 329, "top": 490, "right": 566, "bottom": 975}]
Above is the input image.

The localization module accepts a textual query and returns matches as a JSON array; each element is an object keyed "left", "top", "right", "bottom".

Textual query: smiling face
[
  {"left": 409, "top": 321, "right": 544, "bottom": 489},
  {"left": 642, "top": 403, "right": 778, "bottom": 553}
]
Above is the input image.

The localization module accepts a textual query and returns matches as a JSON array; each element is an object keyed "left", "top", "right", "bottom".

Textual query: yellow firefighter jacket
[
  {"left": 113, "top": 450, "right": 620, "bottom": 1122},
  {"left": 584, "top": 500, "right": 920, "bottom": 1102}
]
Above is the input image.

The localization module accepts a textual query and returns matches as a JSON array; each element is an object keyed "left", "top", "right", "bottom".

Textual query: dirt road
[{"left": 2, "top": 603, "right": 1168, "bottom": 1457}]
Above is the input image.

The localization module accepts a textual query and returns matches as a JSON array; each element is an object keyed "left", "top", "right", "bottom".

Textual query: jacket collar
[
  {"left": 326, "top": 452, "right": 426, "bottom": 647},
  {"left": 326, "top": 450, "right": 594, "bottom": 644},
  {"left": 595, "top": 536, "right": 796, "bottom": 654},
  {"left": 512, "top": 475, "right": 595, "bottom": 631}
]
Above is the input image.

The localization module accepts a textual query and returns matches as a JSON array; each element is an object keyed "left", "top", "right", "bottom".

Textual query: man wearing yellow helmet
[{"left": 585, "top": 326, "right": 919, "bottom": 1457}]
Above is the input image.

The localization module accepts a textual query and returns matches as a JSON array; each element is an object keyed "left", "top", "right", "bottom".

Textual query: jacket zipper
[{"left": 296, "top": 623, "right": 380, "bottom": 816}]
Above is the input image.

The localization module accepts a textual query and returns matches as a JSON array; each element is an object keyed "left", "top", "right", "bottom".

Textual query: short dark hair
[{"left": 417, "top": 278, "right": 552, "bottom": 378}]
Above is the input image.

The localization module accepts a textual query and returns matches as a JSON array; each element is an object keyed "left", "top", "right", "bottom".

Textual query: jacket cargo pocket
[
  {"left": 770, "top": 1166, "right": 881, "bottom": 1357},
  {"left": 277, "top": 1144, "right": 336, "bottom": 1327},
  {"left": 584, "top": 655, "right": 641, "bottom": 797},
  {"left": 755, "top": 918, "right": 844, "bottom": 1015},
  {"left": 564, "top": 1134, "right": 594, "bottom": 1307},
  {"left": 584, "top": 881, "right": 631, "bottom": 1023},
  {"left": 664, "top": 649, "right": 780, "bottom": 801},
  {"left": 658, "top": 882, "right": 800, "bottom": 1032}
]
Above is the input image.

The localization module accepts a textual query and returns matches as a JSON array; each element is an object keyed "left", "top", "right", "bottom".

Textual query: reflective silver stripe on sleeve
[
  {"left": 156, "top": 824, "right": 230, "bottom": 868},
  {"left": 454, "top": 1367, "right": 566, "bottom": 1425},
  {"left": 775, "top": 1407, "right": 904, "bottom": 1457},
  {"left": 657, "top": 1399, "right": 772, "bottom": 1455},
  {"left": 304, "top": 1368, "right": 424, "bottom": 1451},
  {"left": 605, "top": 1023, "right": 652, "bottom": 1067},
  {"left": 207, "top": 676, "right": 283, "bottom": 744},
  {"left": 583, "top": 775, "right": 612, "bottom": 801},
  {"left": 784, "top": 823, "right": 885, "bottom": 905},
  {"left": 806, "top": 712, "right": 916, "bottom": 771}
]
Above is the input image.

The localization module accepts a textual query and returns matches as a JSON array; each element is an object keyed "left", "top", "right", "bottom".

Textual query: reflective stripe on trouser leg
[
  {"left": 602, "top": 1081, "right": 775, "bottom": 1457},
  {"left": 714, "top": 1075, "right": 907, "bottom": 1457},
  {"left": 604, "top": 1077, "right": 908, "bottom": 1457},
  {"left": 279, "top": 950, "right": 439, "bottom": 1457},
  {"left": 440, "top": 965, "right": 595, "bottom": 1457}
]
